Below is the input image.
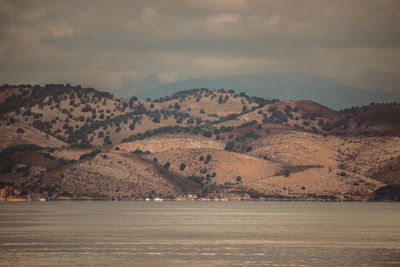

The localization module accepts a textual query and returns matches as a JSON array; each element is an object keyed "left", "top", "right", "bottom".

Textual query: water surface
[{"left": 0, "top": 201, "right": 399, "bottom": 266}]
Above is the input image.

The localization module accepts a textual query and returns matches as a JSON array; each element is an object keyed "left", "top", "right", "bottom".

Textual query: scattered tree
[
  {"left": 179, "top": 163, "right": 186, "bottom": 171},
  {"left": 163, "top": 162, "right": 171, "bottom": 169}
]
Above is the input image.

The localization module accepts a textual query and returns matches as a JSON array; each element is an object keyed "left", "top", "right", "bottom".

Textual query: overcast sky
[{"left": 1, "top": 0, "right": 399, "bottom": 96}]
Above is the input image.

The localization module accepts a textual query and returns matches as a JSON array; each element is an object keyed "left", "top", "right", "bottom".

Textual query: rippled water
[{"left": 0, "top": 201, "right": 399, "bottom": 266}]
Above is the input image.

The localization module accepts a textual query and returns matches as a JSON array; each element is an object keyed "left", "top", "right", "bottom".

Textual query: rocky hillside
[{"left": 0, "top": 84, "right": 399, "bottom": 201}]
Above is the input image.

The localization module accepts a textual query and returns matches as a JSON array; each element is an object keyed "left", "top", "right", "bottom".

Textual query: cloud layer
[{"left": 1, "top": 0, "right": 399, "bottom": 96}]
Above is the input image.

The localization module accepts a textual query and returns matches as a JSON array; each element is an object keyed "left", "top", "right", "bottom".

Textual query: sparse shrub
[
  {"left": 132, "top": 149, "right": 150, "bottom": 155},
  {"left": 272, "top": 110, "right": 288, "bottom": 122},
  {"left": 152, "top": 110, "right": 161, "bottom": 123},
  {"left": 322, "top": 122, "right": 332, "bottom": 131},
  {"left": 225, "top": 141, "right": 235, "bottom": 151},
  {"left": 103, "top": 136, "right": 112, "bottom": 145},
  {"left": 56, "top": 156, "right": 68, "bottom": 165},
  {"left": 81, "top": 104, "right": 91, "bottom": 112},
  {"left": 187, "top": 117, "right": 194, "bottom": 124},
  {"left": 79, "top": 149, "right": 101, "bottom": 160},
  {"left": 179, "top": 163, "right": 186, "bottom": 171},
  {"left": 188, "top": 176, "right": 202, "bottom": 184},
  {"left": 311, "top": 126, "right": 318, "bottom": 133},
  {"left": 163, "top": 162, "right": 171, "bottom": 169},
  {"left": 202, "top": 131, "right": 212, "bottom": 138}
]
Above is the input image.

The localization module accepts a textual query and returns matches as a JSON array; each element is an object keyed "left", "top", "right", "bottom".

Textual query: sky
[{"left": 1, "top": 0, "right": 400, "bottom": 97}]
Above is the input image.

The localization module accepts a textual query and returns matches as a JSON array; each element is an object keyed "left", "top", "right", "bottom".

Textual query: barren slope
[
  {"left": 0, "top": 124, "right": 67, "bottom": 150},
  {"left": 41, "top": 151, "right": 189, "bottom": 200},
  {"left": 118, "top": 134, "right": 225, "bottom": 153}
]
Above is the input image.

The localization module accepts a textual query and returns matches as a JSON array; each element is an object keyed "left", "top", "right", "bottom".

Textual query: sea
[{"left": 0, "top": 201, "right": 399, "bottom": 266}]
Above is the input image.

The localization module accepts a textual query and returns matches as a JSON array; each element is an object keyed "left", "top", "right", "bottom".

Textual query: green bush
[
  {"left": 179, "top": 163, "right": 186, "bottom": 171},
  {"left": 188, "top": 176, "right": 203, "bottom": 184},
  {"left": 202, "top": 131, "right": 212, "bottom": 138},
  {"left": 224, "top": 141, "right": 235, "bottom": 151},
  {"left": 79, "top": 149, "right": 101, "bottom": 160},
  {"left": 163, "top": 162, "right": 171, "bottom": 169}
]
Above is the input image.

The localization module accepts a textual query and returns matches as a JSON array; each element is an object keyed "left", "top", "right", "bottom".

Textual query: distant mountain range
[
  {"left": 350, "top": 69, "right": 400, "bottom": 92},
  {"left": 138, "top": 72, "right": 400, "bottom": 110}
]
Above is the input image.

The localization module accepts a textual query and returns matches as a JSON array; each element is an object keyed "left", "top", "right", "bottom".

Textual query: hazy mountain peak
[{"left": 140, "top": 73, "right": 399, "bottom": 110}]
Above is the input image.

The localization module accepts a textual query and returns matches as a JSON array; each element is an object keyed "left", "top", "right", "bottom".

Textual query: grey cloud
[{"left": 0, "top": 0, "right": 399, "bottom": 95}]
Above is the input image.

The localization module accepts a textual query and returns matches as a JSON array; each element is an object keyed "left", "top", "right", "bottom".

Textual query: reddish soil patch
[
  {"left": 293, "top": 100, "right": 342, "bottom": 121},
  {"left": 356, "top": 105, "right": 400, "bottom": 136},
  {"left": 356, "top": 105, "right": 400, "bottom": 124}
]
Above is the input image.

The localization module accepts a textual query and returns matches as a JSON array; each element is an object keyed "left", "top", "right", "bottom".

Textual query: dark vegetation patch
[
  {"left": 0, "top": 144, "right": 42, "bottom": 174},
  {"left": 79, "top": 149, "right": 101, "bottom": 160},
  {"left": 373, "top": 184, "right": 400, "bottom": 201},
  {"left": 274, "top": 165, "right": 323, "bottom": 177},
  {"left": 131, "top": 149, "right": 151, "bottom": 155},
  {"left": 0, "top": 144, "right": 71, "bottom": 179},
  {"left": 369, "top": 157, "right": 400, "bottom": 185}
]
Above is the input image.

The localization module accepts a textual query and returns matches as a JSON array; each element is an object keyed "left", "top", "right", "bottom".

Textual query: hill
[
  {"left": 350, "top": 69, "right": 400, "bottom": 93},
  {"left": 0, "top": 84, "right": 399, "bottom": 201},
  {"left": 139, "top": 73, "right": 399, "bottom": 110}
]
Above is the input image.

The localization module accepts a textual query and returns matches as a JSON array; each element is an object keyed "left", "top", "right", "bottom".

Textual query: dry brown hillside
[
  {"left": 0, "top": 84, "right": 399, "bottom": 201},
  {"left": 0, "top": 124, "right": 67, "bottom": 150},
  {"left": 121, "top": 131, "right": 384, "bottom": 201},
  {"left": 40, "top": 151, "right": 191, "bottom": 200}
]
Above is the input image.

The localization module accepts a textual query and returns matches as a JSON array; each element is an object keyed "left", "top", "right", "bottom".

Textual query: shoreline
[{"left": 1, "top": 198, "right": 391, "bottom": 202}]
